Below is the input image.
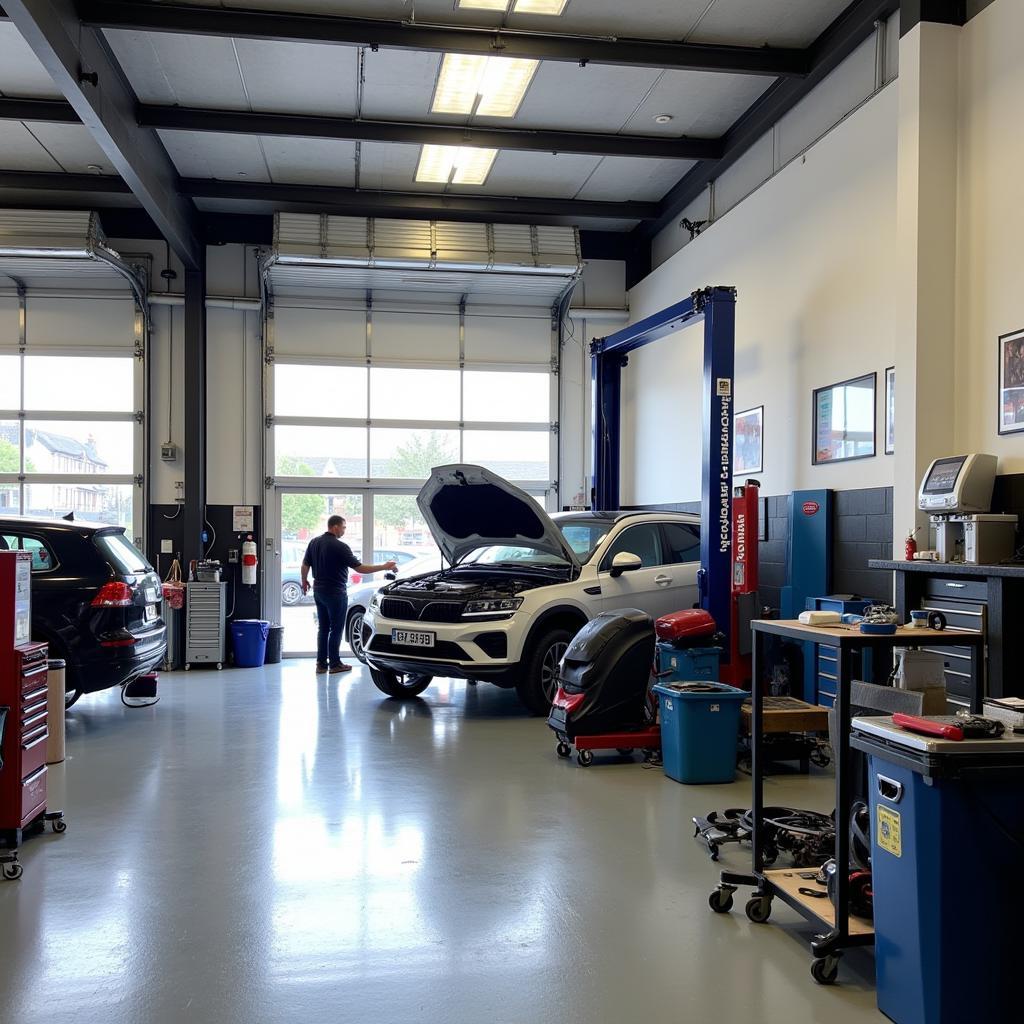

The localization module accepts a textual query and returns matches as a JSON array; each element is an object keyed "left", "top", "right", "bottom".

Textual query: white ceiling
[{"left": 0, "top": 0, "right": 856, "bottom": 229}]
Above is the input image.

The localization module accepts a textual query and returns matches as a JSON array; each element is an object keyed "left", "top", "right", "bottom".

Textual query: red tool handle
[{"left": 892, "top": 713, "right": 963, "bottom": 741}]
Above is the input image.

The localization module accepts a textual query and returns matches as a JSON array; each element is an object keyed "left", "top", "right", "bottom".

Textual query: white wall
[
  {"left": 622, "top": 83, "right": 899, "bottom": 505},
  {"left": 955, "top": 0, "right": 1024, "bottom": 469}
]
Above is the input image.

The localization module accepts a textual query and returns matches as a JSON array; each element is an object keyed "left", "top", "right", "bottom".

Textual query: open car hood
[{"left": 417, "top": 464, "right": 580, "bottom": 568}]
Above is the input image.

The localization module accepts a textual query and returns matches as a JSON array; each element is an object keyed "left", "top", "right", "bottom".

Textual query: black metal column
[{"left": 183, "top": 260, "right": 206, "bottom": 569}]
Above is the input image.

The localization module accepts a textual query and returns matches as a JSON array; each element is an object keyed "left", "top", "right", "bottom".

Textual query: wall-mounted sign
[
  {"left": 802, "top": 501, "right": 820, "bottom": 516},
  {"left": 232, "top": 505, "right": 255, "bottom": 532}
]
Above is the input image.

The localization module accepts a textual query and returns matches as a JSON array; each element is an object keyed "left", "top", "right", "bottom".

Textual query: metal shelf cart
[
  {"left": 184, "top": 581, "right": 226, "bottom": 670},
  {"left": 708, "top": 618, "right": 985, "bottom": 984}
]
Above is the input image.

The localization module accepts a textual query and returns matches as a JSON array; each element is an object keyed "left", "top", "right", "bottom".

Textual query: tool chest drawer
[{"left": 921, "top": 577, "right": 989, "bottom": 602}]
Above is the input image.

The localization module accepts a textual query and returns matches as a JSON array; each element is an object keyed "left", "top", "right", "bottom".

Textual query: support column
[
  {"left": 893, "top": 20, "right": 961, "bottom": 549},
  {"left": 590, "top": 350, "right": 622, "bottom": 510},
  {"left": 183, "top": 259, "right": 207, "bottom": 568}
]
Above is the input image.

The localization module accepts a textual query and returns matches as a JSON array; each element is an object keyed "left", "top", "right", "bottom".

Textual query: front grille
[
  {"left": 368, "top": 636, "right": 468, "bottom": 660},
  {"left": 379, "top": 596, "right": 464, "bottom": 622}
]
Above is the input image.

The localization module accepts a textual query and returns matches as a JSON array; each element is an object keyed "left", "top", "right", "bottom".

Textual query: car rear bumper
[{"left": 76, "top": 623, "right": 167, "bottom": 693}]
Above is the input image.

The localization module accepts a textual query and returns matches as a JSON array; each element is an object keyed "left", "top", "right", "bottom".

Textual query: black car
[{"left": 0, "top": 517, "right": 167, "bottom": 707}]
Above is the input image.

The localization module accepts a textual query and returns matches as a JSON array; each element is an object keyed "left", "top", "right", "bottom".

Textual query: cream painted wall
[
  {"left": 622, "top": 84, "right": 899, "bottom": 505},
  {"left": 955, "top": 0, "right": 1024, "bottom": 468}
]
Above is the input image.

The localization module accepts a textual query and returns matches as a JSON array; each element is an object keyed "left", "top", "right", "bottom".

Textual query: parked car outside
[
  {"left": 345, "top": 553, "right": 443, "bottom": 663},
  {"left": 0, "top": 516, "right": 167, "bottom": 707},
  {"left": 361, "top": 465, "right": 702, "bottom": 714},
  {"left": 281, "top": 542, "right": 422, "bottom": 606}
]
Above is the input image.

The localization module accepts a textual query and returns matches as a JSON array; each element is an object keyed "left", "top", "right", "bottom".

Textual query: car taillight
[{"left": 92, "top": 581, "right": 134, "bottom": 607}]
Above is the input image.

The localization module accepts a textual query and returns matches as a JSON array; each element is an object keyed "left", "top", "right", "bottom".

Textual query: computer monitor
[{"left": 918, "top": 453, "right": 997, "bottom": 513}]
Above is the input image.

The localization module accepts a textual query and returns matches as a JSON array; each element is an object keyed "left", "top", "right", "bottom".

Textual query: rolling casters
[
  {"left": 2, "top": 860, "right": 23, "bottom": 882},
  {"left": 708, "top": 886, "right": 735, "bottom": 913},
  {"left": 556, "top": 742, "right": 571, "bottom": 759},
  {"left": 216, "top": 663, "right": 223, "bottom": 670},
  {"left": 50, "top": 817, "right": 67, "bottom": 834},
  {"left": 576, "top": 749, "right": 593, "bottom": 767},
  {"left": 745, "top": 896, "right": 772, "bottom": 924},
  {"left": 811, "top": 955, "right": 841, "bottom": 985}
]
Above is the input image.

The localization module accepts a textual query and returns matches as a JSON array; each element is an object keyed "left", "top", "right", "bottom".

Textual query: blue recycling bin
[
  {"left": 653, "top": 681, "right": 748, "bottom": 784},
  {"left": 231, "top": 619, "right": 270, "bottom": 667},
  {"left": 851, "top": 717, "right": 1024, "bottom": 1024},
  {"left": 655, "top": 643, "right": 721, "bottom": 683}
]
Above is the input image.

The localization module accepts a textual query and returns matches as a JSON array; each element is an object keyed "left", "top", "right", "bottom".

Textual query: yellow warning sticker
[{"left": 877, "top": 805, "right": 902, "bottom": 858}]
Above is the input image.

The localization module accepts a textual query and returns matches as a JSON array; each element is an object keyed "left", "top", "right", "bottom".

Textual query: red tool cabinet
[{"left": 0, "top": 550, "right": 65, "bottom": 881}]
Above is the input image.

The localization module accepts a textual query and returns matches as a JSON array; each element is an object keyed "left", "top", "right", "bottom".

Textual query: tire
[
  {"left": 346, "top": 608, "right": 367, "bottom": 664},
  {"left": 369, "top": 666, "right": 432, "bottom": 699},
  {"left": 708, "top": 888, "right": 734, "bottom": 914},
  {"left": 515, "top": 626, "right": 573, "bottom": 716},
  {"left": 281, "top": 581, "right": 303, "bottom": 606},
  {"left": 745, "top": 896, "right": 772, "bottom": 924},
  {"left": 811, "top": 956, "right": 840, "bottom": 985}
]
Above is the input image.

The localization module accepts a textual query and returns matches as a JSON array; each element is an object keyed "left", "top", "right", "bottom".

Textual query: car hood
[{"left": 417, "top": 464, "right": 580, "bottom": 568}]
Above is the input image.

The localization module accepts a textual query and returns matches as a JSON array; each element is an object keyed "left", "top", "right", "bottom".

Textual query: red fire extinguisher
[
  {"left": 905, "top": 527, "right": 919, "bottom": 561},
  {"left": 242, "top": 535, "right": 258, "bottom": 585}
]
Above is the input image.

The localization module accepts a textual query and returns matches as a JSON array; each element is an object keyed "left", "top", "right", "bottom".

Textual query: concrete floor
[{"left": 0, "top": 663, "right": 884, "bottom": 1024}]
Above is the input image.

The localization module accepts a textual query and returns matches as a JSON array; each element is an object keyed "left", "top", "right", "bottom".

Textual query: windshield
[
  {"left": 556, "top": 519, "right": 612, "bottom": 563},
  {"left": 462, "top": 544, "right": 571, "bottom": 567}
]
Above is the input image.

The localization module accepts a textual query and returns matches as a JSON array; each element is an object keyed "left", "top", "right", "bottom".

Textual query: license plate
[
  {"left": 391, "top": 629, "right": 435, "bottom": 649},
  {"left": 144, "top": 604, "right": 158, "bottom": 622}
]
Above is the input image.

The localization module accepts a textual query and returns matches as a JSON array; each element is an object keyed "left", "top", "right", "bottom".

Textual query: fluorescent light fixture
[
  {"left": 415, "top": 145, "right": 498, "bottom": 185},
  {"left": 457, "top": 0, "right": 570, "bottom": 12},
  {"left": 432, "top": 53, "right": 538, "bottom": 118}
]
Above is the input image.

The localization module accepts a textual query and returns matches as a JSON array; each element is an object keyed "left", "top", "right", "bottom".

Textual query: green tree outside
[
  {"left": 278, "top": 456, "right": 326, "bottom": 536},
  {"left": 0, "top": 438, "right": 35, "bottom": 474},
  {"left": 375, "top": 432, "right": 456, "bottom": 530}
]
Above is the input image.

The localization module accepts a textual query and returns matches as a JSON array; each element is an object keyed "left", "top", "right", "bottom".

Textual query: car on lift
[
  {"left": 0, "top": 516, "right": 167, "bottom": 707},
  {"left": 360, "top": 465, "right": 702, "bottom": 714}
]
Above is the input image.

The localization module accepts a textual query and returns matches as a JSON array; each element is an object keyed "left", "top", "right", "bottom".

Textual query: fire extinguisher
[
  {"left": 905, "top": 527, "right": 919, "bottom": 561},
  {"left": 242, "top": 534, "right": 258, "bottom": 585}
]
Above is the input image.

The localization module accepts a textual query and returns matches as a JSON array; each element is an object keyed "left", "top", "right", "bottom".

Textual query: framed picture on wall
[
  {"left": 812, "top": 372, "right": 876, "bottom": 465},
  {"left": 734, "top": 406, "right": 763, "bottom": 476},
  {"left": 998, "top": 328, "right": 1024, "bottom": 435},
  {"left": 884, "top": 366, "right": 895, "bottom": 455}
]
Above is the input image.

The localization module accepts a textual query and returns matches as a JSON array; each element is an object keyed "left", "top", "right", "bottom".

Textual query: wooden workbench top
[{"left": 751, "top": 618, "right": 982, "bottom": 645}]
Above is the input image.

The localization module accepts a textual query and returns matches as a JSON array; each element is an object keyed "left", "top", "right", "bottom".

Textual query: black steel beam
[
  {"left": 182, "top": 259, "right": 206, "bottom": 570},
  {"left": 181, "top": 177, "right": 656, "bottom": 222},
  {"left": 139, "top": 105, "right": 723, "bottom": 161},
  {"left": 78, "top": 0, "right": 808, "bottom": 77},
  {"left": 4, "top": 0, "right": 201, "bottom": 268},
  {"left": 0, "top": 169, "right": 132, "bottom": 192},
  {"left": 0, "top": 97, "right": 78, "bottom": 122},
  {"left": 633, "top": 0, "right": 899, "bottom": 250}
]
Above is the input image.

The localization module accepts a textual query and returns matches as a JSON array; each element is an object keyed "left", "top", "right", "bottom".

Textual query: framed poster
[
  {"left": 812, "top": 372, "right": 876, "bottom": 465},
  {"left": 999, "top": 328, "right": 1024, "bottom": 435},
  {"left": 884, "top": 366, "right": 895, "bottom": 455},
  {"left": 734, "top": 405, "right": 763, "bottom": 476}
]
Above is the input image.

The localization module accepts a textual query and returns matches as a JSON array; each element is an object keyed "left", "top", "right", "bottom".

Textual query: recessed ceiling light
[
  {"left": 415, "top": 145, "right": 497, "bottom": 185},
  {"left": 86, "top": 163, "right": 103, "bottom": 173},
  {"left": 433, "top": 53, "right": 538, "bottom": 118},
  {"left": 457, "top": 1, "right": 570, "bottom": 13},
  {"left": 653, "top": 114, "right": 673, "bottom": 124}
]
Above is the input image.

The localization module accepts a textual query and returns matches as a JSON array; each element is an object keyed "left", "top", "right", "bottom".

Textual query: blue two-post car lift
[{"left": 590, "top": 285, "right": 737, "bottom": 661}]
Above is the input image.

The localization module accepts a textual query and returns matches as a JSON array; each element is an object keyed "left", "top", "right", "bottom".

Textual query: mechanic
[{"left": 301, "top": 515, "right": 397, "bottom": 674}]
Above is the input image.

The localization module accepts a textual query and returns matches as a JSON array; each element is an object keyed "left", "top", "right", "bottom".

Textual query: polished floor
[{"left": 0, "top": 663, "right": 883, "bottom": 1023}]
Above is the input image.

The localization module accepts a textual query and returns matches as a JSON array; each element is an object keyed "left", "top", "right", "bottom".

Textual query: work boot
[
  {"left": 329, "top": 663, "right": 352, "bottom": 674},
  {"left": 315, "top": 662, "right": 328, "bottom": 673}
]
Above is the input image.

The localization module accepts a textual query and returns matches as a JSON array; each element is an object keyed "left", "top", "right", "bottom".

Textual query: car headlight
[
  {"left": 369, "top": 592, "right": 382, "bottom": 609},
  {"left": 463, "top": 597, "right": 523, "bottom": 616}
]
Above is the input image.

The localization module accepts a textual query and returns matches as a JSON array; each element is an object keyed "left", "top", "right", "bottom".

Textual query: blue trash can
[
  {"left": 231, "top": 619, "right": 270, "bottom": 667},
  {"left": 653, "top": 681, "right": 748, "bottom": 783},
  {"left": 851, "top": 716, "right": 1024, "bottom": 1024},
  {"left": 655, "top": 643, "right": 721, "bottom": 683}
]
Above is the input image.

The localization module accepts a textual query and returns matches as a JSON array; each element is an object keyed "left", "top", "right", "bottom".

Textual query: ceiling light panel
[
  {"left": 512, "top": 0, "right": 569, "bottom": 13},
  {"left": 432, "top": 53, "right": 538, "bottom": 118},
  {"left": 415, "top": 145, "right": 497, "bottom": 186},
  {"left": 457, "top": 0, "right": 510, "bottom": 10}
]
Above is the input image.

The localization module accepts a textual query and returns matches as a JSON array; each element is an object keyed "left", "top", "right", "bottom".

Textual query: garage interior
[{"left": 1, "top": 1, "right": 1022, "bottom": 1022}]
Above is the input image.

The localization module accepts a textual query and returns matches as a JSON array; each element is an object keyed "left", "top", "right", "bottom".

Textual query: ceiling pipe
[
  {"left": 567, "top": 307, "right": 630, "bottom": 323},
  {"left": 148, "top": 292, "right": 262, "bottom": 310}
]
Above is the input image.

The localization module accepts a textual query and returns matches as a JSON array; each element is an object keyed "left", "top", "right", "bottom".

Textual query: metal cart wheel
[
  {"left": 576, "top": 749, "right": 594, "bottom": 767},
  {"left": 216, "top": 663, "right": 223, "bottom": 670},
  {"left": 745, "top": 896, "right": 772, "bottom": 924},
  {"left": 184, "top": 664, "right": 191, "bottom": 671},
  {"left": 51, "top": 818, "right": 67, "bottom": 834},
  {"left": 708, "top": 886, "right": 734, "bottom": 913},
  {"left": 556, "top": 742, "right": 571, "bottom": 759},
  {"left": 811, "top": 955, "right": 840, "bottom": 985},
  {"left": 2, "top": 861, "right": 23, "bottom": 881}
]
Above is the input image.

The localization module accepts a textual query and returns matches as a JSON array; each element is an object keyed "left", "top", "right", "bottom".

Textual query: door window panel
[
  {"left": 24, "top": 482, "right": 134, "bottom": 537},
  {"left": 275, "top": 425, "right": 368, "bottom": 478},
  {"left": 463, "top": 429, "right": 548, "bottom": 480},
  {"left": 24, "top": 421, "right": 134, "bottom": 475},
  {"left": 600, "top": 524, "right": 664, "bottom": 571},
  {"left": 663, "top": 522, "right": 701, "bottom": 564},
  {"left": 463, "top": 370, "right": 549, "bottom": 423},
  {"left": 0, "top": 534, "right": 57, "bottom": 571},
  {"left": 370, "top": 368, "right": 460, "bottom": 421},
  {"left": 370, "top": 428, "right": 459, "bottom": 478},
  {"left": 24, "top": 355, "right": 134, "bottom": 412},
  {"left": 0, "top": 356, "right": 18, "bottom": 408},
  {"left": 274, "top": 364, "right": 367, "bottom": 418}
]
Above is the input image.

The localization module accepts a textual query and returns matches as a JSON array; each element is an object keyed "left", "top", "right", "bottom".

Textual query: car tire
[
  {"left": 369, "top": 666, "right": 432, "bottom": 699},
  {"left": 516, "top": 626, "right": 573, "bottom": 716},
  {"left": 64, "top": 684, "right": 82, "bottom": 710},
  {"left": 346, "top": 607, "right": 367, "bottom": 664},
  {"left": 281, "top": 581, "right": 303, "bottom": 606}
]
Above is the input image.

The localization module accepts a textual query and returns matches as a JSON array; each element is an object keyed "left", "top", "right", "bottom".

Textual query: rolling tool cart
[{"left": 707, "top": 618, "right": 985, "bottom": 985}]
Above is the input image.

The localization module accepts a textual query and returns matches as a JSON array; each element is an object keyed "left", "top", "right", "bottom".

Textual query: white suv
[{"left": 361, "top": 465, "right": 701, "bottom": 714}]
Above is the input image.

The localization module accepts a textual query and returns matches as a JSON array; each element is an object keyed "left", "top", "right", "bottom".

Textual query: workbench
[{"left": 709, "top": 618, "right": 985, "bottom": 985}]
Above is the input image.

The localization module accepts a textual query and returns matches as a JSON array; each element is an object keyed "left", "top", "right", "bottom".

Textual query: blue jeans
[{"left": 313, "top": 588, "right": 348, "bottom": 666}]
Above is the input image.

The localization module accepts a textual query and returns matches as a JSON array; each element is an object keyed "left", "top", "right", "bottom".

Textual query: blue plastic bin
[
  {"left": 655, "top": 643, "right": 721, "bottom": 683},
  {"left": 653, "top": 681, "right": 748, "bottom": 784},
  {"left": 852, "top": 718, "right": 1024, "bottom": 1023},
  {"left": 231, "top": 619, "right": 270, "bottom": 667}
]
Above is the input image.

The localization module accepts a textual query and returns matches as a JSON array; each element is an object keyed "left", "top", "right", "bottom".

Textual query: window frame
[
  {"left": 0, "top": 531, "right": 61, "bottom": 574},
  {"left": 598, "top": 522, "right": 667, "bottom": 573},
  {"left": 660, "top": 519, "right": 702, "bottom": 565}
]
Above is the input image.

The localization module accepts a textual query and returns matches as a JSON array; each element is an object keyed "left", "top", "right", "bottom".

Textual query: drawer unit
[
  {"left": 185, "top": 581, "right": 227, "bottom": 668},
  {"left": 917, "top": 595, "right": 986, "bottom": 707},
  {"left": 921, "top": 577, "right": 989, "bottom": 603}
]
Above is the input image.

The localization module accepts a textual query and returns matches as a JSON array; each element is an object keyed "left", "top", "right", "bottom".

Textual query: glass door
[{"left": 278, "top": 490, "right": 366, "bottom": 657}]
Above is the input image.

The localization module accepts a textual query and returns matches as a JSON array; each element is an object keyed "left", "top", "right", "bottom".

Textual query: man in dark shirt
[{"left": 301, "top": 515, "right": 397, "bottom": 674}]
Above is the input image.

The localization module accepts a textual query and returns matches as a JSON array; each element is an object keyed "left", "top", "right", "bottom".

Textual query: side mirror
[{"left": 609, "top": 551, "right": 642, "bottom": 578}]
